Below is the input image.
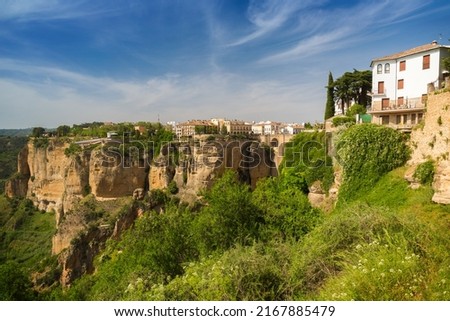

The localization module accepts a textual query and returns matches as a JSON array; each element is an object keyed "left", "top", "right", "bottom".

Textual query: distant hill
[{"left": 0, "top": 129, "right": 32, "bottom": 137}]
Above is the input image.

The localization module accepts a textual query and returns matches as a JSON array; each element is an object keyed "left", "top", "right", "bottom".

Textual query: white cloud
[
  {"left": 258, "top": 0, "right": 432, "bottom": 64},
  {"left": 228, "top": 0, "right": 323, "bottom": 46},
  {"left": 0, "top": 0, "right": 122, "bottom": 21},
  {"left": 0, "top": 59, "right": 323, "bottom": 128}
]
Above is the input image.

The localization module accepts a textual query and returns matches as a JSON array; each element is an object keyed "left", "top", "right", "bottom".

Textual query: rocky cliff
[
  {"left": 150, "top": 140, "right": 278, "bottom": 203},
  {"left": 7, "top": 137, "right": 277, "bottom": 286},
  {"left": 408, "top": 90, "right": 450, "bottom": 203}
]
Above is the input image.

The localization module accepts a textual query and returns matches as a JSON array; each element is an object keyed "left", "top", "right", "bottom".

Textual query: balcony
[{"left": 369, "top": 97, "right": 426, "bottom": 113}]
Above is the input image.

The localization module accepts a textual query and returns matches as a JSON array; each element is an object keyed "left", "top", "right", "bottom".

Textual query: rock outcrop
[
  {"left": 5, "top": 146, "right": 30, "bottom": 198},
  {"left": 157, "top": 140, "right": 278, "bottom": 203},
  {"left": 408, "top": 90, "right": 450, "bottom": 203}
]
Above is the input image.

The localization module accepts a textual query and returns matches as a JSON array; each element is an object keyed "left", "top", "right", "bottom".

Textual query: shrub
[
  {"left": 167, "top": 181, "right": 179, "bottom": 195},
  {"left": 145, "top": 242, "right": 293, "bottom": 301},
  {"left": 413, "top": 160, "right": 435, "bottom": 185},
  {"left": 192, "top": 171, "right": 263, "bottom": 255},
  {"left": 64, "top": 143, "right": 82, "bottom": 157},
  {"left": 332, "top": 116, "right": 356, "bottom": 127},
  {"left": 335, "top": 124, "right": 410, "bottom": 202}
]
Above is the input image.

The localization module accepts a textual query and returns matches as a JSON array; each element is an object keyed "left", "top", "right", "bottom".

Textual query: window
[
  {"left": 396, "top": 115, "right": 401, "bottom": 124},
  {"left": 378, "top": 81, "right": 385, "bottom": 94},
  {"left": 377, "top": 64, "right": 382, "bottom": 74},
  {"left": 398, "top": 97, "right": 404, "bottom": 106},
  {"left": 423, "top": 55, "right": 430, "bottom": 69},
  {"left": 418, "top": 113, "right": 423, "bottom": 122},
  {"left": 398, "top": 79, "right": 404, "bottom": 90},
  {"left": 411, "top": 114, "right": 416, "bottom": 124},
  {"left": 384, "top": 63, "right": 390, "bottom": 74},
  {"left": 399, "top": 60, "right": 406, "bottom": 71},
  {"left": 382, "top": 98, "right": 390, "bottom": 109},
  {"left": 381, "top": 116, "right": 389, "bottom": 125},
  {"left": 403, "top": 114, "right": 408, "bottom": 124}
]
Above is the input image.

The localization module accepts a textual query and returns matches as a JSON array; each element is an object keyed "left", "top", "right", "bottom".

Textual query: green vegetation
[
  {"left": 1, "top": 124, "right": 449, "bottom": 301},
  {"left": 0, "top": 196, "right": 56, "bottom": 268},
  {"left": 324, "top": 72, "right": 335, "bottom": 120},
  {"left": 0, "top": 136, "right": 27, "bottom": 193},
  {"left": 332, "top": 116, "right": 355, "bottom": 127},
  {"left": 64, "top": 143, "right": 82, "bottom": 157},
  {"left": 414, "top": 160, "right": 435, "bottom": 185},
  {"left": 0, "top": 196, "right": 57, "bottom": 300},
  {"left": 336, "top": 124, "right": 410, "bottom": 202},
  {"left": 346, "top": 103, "right": 366, "bottom": 117},
  {"left": 281, "top": 131, "right": 334, "bottom": 193},
  {"left": 333, "top": 69, "right": 372, "bottom": 114}
]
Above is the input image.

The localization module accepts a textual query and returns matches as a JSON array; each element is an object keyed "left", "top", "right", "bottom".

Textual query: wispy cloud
[
  {"left": 0, "top": 59, "right": 314, "bottom": 127},
  {"left": 228, "top": 0, "right": 323, "bottom": 47},
  {"left": 258, "top": 0, "right": 432, "bottom": 64},
  {"left": 0, "top": 0, "right": 122, "bottom": 21}
]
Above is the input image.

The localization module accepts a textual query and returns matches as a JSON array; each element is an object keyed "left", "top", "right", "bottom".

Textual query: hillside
[{"left": 1, "top": 95, "right": 450, "bottom": 300}]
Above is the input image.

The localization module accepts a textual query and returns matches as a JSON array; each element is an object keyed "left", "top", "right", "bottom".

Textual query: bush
[
  {"left": 336, "top": 124, "right": 410, "bottom": 202},
  {"left": 192, "top": 171, "right": 263, "bottom": 255},
  {"left": 281, "top": 131, "right": 334, "bottom": 193},
  {"left": 64, "top": 143, "right": 82, "bottom": 157},
  {"left": 413, "top": 160, "right": 435, "bottom": 185},
  {"left": 0, "top": 261, "right": 35, "bottom": 300},
  {"left": 332, "top": 116, "right": 356, "bottom": 127},
  {"left": 145, "top": 242, "right": 293, "bottom": 301},
  {"left": 167, "top": 181, "right": 179, "bottom": 195}
]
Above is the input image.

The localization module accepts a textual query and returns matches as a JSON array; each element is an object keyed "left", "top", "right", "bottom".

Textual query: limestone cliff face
[
  {"left": 149, "top": 140, "right": 278, "bottom": 203},
  {"left": 408, "top": 90, "right": 450, "bottom": 203},
  {"left": 88, "top": 148, "right": 148, "bottom": 199},
  {"left": 5, "top": 146, "right": 30, "bottom": 198},
  {"left": 24, "top": 141, "right": 148, "bottom": 216},
  {"left": 9, "top": 137, "right": 277, "bottom": 286}
]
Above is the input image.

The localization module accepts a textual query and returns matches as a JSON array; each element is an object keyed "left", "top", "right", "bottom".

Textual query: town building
[
  {"left": 368, "top": 41, "right": 450, "bottom": 131},
  {"left": 175, "top": 120, "right": 217, "bottom": 138},
  {"left": 281, "top": 123, "right": 304, "bottom": 135},
  {"left": 223, "top": 120, "right": 252, "bottom": 135}
]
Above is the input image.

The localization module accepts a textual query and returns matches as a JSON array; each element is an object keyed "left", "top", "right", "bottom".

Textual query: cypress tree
[{"left": 324, "top": 72, "right": 335, "bottom": 120}]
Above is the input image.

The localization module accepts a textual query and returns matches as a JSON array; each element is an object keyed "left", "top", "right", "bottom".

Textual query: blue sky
[{"left": 0, "top": 0, "right": 449, "bottom": 128}]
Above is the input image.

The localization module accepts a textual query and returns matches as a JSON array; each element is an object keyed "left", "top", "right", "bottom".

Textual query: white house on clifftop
[{"left": 368, "top": 41, "right": 450, "bottom": 131}]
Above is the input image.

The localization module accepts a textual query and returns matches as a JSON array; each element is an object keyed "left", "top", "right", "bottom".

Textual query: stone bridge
[{"left": 259, "top": 133, "right": 295, "bottom": 167}]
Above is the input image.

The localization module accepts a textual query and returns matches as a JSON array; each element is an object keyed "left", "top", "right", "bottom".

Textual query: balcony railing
[{"left": 370, "top": 97, "right": 426, "bottom": 112}]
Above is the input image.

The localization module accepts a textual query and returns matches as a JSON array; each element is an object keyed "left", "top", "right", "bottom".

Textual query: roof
[{"left": 371, "top": 41, "right": 450, "bottom": 65}]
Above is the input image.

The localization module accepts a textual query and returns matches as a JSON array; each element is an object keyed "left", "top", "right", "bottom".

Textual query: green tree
[
  {"left": 442, "top": 50, "right": 450, "bottom": 72},
  {"left": 193, "top": 171, "right": 263, "bottom": 255},
  {"left": 324, "top": 72, "right": 335, "bottom": 120},
  {"left": 56, "top": 125, "right": 71, "bottom": 137},
  {"left": 346, "top": 104, "right": 366, "bottom": 117},
  {"left": 334, "top": 69, "right": 372, "bottom": 114},
  {"left": 0, "top": 261, "right": 34, "bottom": 300},
  {"left": 31, "top": 127, "right": 45, "bottom": 138},
  {"left": 252, "top": 178, "right": 321, "bottom": 241}
]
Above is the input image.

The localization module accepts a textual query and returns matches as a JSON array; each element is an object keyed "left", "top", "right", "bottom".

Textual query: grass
[
  {"left": 0, "top": 196, "right": 56, "bottom": 270},
  {"left": 310, "top": 167, "right": 450, "bottom": 300}
]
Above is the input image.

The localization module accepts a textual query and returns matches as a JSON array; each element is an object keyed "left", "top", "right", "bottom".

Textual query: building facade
[{"left": 368, "top": 41, "right": 450, "bottom": 131}]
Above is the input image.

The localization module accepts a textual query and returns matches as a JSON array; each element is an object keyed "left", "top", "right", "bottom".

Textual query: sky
[{"left": 0, "top": 0, "right": 450, "bottom": 128}]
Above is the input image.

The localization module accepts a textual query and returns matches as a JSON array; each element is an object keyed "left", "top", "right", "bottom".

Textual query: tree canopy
[
  {"left": 324, "top": 72, "right": 335, "bottom": 120},
  {"left": 333, "top": 69, "right": 372, "bottom": 114}
]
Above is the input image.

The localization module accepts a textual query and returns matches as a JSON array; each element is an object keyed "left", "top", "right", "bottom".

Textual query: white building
[
  {"left": 369, "top": 41, "right": 450, "bottom": 130},
  {"left": 281, "top": 124, "right": 304, "bottom": 135}
]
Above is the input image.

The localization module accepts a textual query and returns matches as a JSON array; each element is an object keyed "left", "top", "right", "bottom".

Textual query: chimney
[{"left": 432, "top": 40, "right": 438, "bottom": 45}]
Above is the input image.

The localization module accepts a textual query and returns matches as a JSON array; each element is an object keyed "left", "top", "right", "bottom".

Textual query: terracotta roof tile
[{"left": 371, "top": 42, "right": 448, "bottom": 65}]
